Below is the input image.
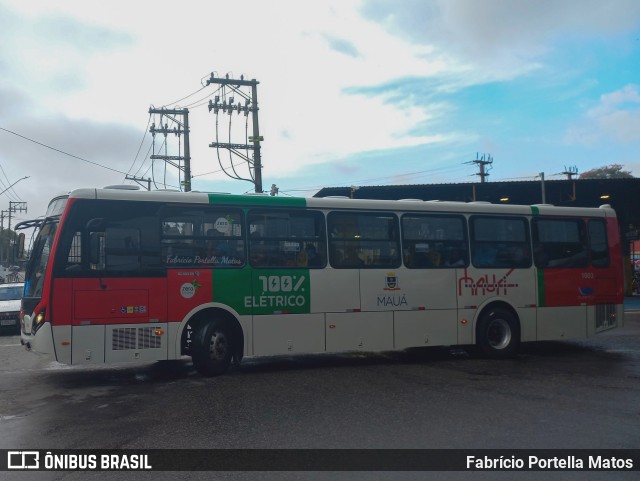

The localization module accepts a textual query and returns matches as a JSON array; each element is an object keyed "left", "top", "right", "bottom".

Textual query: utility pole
[
  {"left": 561, "top": 165, "right": 579, "bottom": 180},
  {"left": 206, "top": 73, "right": 263, "bottom": 193},
  {"left": 7, "top": 201, "right": 27, "bottom": 233},
  {"left": 0, "top": 210, "right": 6, "bottom": 265},
  {"left": 539, "top": 172, "right": 546, "bottom": 204},
  {"left": 7, "top": 201, "right": 27, "bottom": 265},
  {"left": 148, "top": 108, "right": 191, "bottom": 191},
  {"left": 125, "top": 175, "right": 152, "bottom": 191},
  {"left": 466, "top": 153, "right": 493, "bottom": 183}
]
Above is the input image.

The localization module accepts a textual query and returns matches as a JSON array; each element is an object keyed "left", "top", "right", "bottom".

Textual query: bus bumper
[{"left": 21, "top": 321, "right": 56, "bottom": 358}]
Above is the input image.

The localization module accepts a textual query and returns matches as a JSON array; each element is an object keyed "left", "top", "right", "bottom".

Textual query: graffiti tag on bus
[{"left": 458, "top": 268, "right": 519, "bottom": 296}]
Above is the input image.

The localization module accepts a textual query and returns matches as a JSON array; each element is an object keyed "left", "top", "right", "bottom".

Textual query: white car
[{"left": 0, "top": 283, "right": 24, "bottom": 334}]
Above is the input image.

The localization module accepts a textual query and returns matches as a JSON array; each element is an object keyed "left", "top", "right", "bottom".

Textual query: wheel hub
[{"left": 487, "top": 318, "right": 511, "bottom": 350}]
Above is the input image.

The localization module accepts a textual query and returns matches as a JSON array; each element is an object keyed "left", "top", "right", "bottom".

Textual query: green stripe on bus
[
  {"left": 212, "top": 268, "right": 253, "bottom": 315},
  {"left": 530, "top": 206, "right": 540, "bottom": 216},
  {"left": 208, "top": 194, "right": 307, "bottom": 208},
  {"left": 537, "top": 268, "right": 545, "bottom": 307},
  {"left": 212, "top": 268, "right": 311, "bottom": 315}
]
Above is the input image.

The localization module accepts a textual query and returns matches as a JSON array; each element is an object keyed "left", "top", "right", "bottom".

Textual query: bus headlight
[{"left": 32, "top": 309, "right": 47, "bottom": 334}]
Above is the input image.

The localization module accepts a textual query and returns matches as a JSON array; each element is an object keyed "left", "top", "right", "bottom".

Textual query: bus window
[
  {"left": 588, "top": 219, "right": 609, "bottom": 268},
  {"left": 328, "top": 212, "right": 400, "bottom": 269},
  {"left": 161, "top": 207, "right": 245, "bottom": 268},
  {"left": 53, "top": 200, "right": 163, "bottom": 276},
  {"left": 248, "top": 210, "right": 325, "bottom": 268},
  {"left": 62, "top": 231, "right": 82, "bottom": 272},
  {"left": 402, "top": 214, "right": 468, "bottom": 268},
  {"left": 105, "top": 227, "right": 141, "bottom": 271},
  {"left": 532, "top": 218, "right": 588, "bottom": 268},
  {"left": 471, "top": 216, "right": 531, "bottom": 269}
]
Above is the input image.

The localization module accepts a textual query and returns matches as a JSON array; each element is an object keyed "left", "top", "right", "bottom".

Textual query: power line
[
  {"left": 0, "top": 164, "right": 21, "bottom": 202},
  {"left": 125, "top": 114, "right": 153, "bottom": 179},
  {"left": 281, "top": 164, "right": 470, "bottom": 194},
  {"left": 133, "top": 139, "right": 157, "bottom": 178},
  {"left": 492, "top": 175, "right": 539, "bottom": 182},
  {"left": 191, "top": 167, "right": 226, "bottom": 178},
  {"left": 0, "top": 126, "right": 129, "bottom": 176},
  {"left": 162, "top": 85, "right": 207, "bottom": 108},
  {"left": 181, "top": 85, "right": 222, "bottom": 110}
]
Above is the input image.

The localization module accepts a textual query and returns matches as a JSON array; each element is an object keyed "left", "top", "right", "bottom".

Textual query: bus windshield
[
  {"left": 22, "top": 195, "right": 68, "bottom": 299},
  {"left": 24, "top": 220, "right": 58, "bottom": 298}
]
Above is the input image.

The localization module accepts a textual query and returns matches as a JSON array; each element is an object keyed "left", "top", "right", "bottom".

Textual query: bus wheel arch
[
  {"left": 475, "top": 302, "right": 521, "bottom": 359},
  {"left": 184, "top": 308, "right": 244, "bottom": 376}
]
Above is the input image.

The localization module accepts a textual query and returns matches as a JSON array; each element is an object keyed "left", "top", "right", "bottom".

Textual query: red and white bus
[{"left": 18, "top": 186, "right": 624, "bottom": 376}]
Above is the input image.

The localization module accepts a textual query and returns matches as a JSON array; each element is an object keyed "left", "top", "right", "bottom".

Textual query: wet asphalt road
[{"left": 0, "top": 311, "right": 639, "bottom": 481}]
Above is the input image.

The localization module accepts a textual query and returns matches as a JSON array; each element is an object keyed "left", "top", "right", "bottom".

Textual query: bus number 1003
[
  {"left": 581, "top": 272, "right": 595, "bottom": 279},
  {"left": 258, "top": 275, "right": 305, "bottom": 293}
]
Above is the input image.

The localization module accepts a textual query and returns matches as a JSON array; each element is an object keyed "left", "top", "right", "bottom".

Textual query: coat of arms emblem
[{"left": 384, "top": 272, "right": 399, "bottom": 291}]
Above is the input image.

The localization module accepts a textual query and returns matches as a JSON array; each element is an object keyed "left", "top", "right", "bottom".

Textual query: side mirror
[
  {"left": 86, "top": 218, "right": 104, "bottom": 231},
  {"left": 89, "top": 232, "right": 102, "bottom": 266},
  {"left": 86, "top": 218, "right": 105, "bottom": 267}
]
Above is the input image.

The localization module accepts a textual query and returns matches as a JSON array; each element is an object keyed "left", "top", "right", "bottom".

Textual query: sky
[{"left": 1, "top": 0, "right": 639, "bottom": 227}]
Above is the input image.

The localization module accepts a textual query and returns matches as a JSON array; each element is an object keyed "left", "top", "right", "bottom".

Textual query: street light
[{"left": 0, "top": 176, "right": 29, "bottom": 197}]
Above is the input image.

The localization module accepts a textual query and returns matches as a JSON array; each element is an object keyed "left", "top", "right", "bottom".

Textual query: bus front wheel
[
  {"left": 476, "top": 307, "right": 520, "bottom": 359},
  {"left": 192, "top": 320, "right": 233, "bottom": 376}
]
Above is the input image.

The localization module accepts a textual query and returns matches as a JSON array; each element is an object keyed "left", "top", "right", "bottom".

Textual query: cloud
[
  {"left": 34, "top": 13, "right": 132, "bottom": 52},
  {"left": 0, "top": 86, "right": 32, "bottom": 117},
  {"left": 588, "top": 85, "right": 640, "bottom": 142},
  {"left": 565, "top": 84, "right": 640, "bottom": 144},
  {"left": 361, "top": 0, "right": 640, "bottom": 78},
  {"left": 0, "top": 2, "right": 133, "bottom": 102},
  {"left": 322, "top": 34, "right": 362, "bottom": 57},
  {"left": 1, "top": 115, "right": 143, "bottom": 219}
]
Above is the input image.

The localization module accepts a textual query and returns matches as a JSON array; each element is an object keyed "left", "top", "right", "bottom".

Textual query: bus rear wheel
[
  {"left": 192, "top": 320, "right": 233, "bottom": 376},
  {"left": 476, "top": 307, "right": 520, "bottom": 359}
]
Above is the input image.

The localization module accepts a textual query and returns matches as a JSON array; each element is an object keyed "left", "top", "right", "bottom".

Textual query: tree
[{"left": 579, "top": 164, "right": 634, "bottom": 179}]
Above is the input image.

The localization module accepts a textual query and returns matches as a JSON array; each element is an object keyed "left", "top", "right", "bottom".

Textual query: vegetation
[{"left": 579, "top": 164, "right": 633, "bottom": 179}]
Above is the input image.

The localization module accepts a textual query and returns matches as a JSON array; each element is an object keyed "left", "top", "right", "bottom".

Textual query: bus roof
[{"left": 66, "top": 186, "right": 616, "bottom": 218}]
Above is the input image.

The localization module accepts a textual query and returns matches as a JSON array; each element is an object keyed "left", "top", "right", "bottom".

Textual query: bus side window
[
  {"left": 248, "top": 209, "right": 326, "bottom": 269},
  {"left": 328, "top": 212, "right": 400, "bottom": 269},
  {"left": 402, "top": 214, "right": 468, "bottom": 269},
  {"left": 470, "top": 216, "right": 530, "bottom": 269},
  {"left": 63, "top": 231, "right": 82, "bottom": 272},
  {"left": 533, "top": 218, "right": 588, "bottom": 268}
]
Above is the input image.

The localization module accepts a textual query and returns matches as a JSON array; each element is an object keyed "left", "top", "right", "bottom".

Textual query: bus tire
[
  {"left": 192, "top": 320, "right": 233, "bottom": 376},
  {"left": 476, "top": 307, "right": 520, "bottom": 359}
]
